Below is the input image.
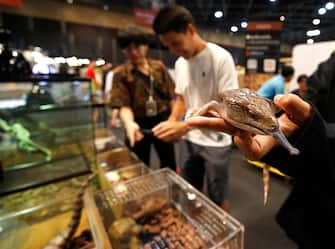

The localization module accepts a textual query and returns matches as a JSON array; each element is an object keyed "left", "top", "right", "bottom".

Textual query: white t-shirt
[
  {"left": 105, "top": 70, "right": 114, "bottom": 94},
  {"left": 175, "top": 42, "right": 239, "bottom": 147}
]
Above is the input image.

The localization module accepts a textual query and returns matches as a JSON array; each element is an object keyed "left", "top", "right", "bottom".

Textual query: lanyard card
[{"left": 145, "top": 96, "right": 157, "bottom": 117}]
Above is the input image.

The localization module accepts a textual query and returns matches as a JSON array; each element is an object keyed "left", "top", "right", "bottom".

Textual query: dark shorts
[{"left": 179, "top": 139, "right": 232, "bottom": 204}]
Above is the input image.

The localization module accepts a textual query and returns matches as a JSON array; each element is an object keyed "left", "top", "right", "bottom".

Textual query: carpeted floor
[{"left": 228, "top": 148, "right": 296, "bottom": 249}]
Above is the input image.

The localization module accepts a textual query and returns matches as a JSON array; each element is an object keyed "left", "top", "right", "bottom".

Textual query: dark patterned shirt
[{"left": 110, "top": 60, "right": 175, "bottom": 118}]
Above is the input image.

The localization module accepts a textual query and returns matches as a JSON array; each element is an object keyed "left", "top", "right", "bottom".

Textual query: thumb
[{"left": 274, "top": 94, "right": 313, "bottom": 125}]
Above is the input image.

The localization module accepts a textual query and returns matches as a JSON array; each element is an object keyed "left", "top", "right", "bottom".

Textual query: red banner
[
  {"left": 0, "top": 0, "right": 22, "bottom": 7},
  {"left": 247, "top": 21, "right": 283, "bottom": 31},
  {"left": 133, "top": 8, "right": 158, "bottom": 27}
]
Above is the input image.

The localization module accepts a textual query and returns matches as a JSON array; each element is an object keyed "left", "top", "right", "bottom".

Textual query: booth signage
[
  {"left": 133, "top": 8, "right": 158, "bottom": 27},
  {"left": 133, "top": 0, "right": 174, "bottom": 27},
  {"left": 245, "top": 21, "right": 282, "bottom": 74}
]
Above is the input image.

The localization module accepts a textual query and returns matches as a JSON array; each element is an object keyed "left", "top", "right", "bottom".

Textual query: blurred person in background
[
  {"left": 110, "top": 26, "right": 176, "bottom": 170},
  {"left": 85, "top": 59, "right": 102, "bottom": 92},
  {"left": 258, "top": 65, "right": 295, "bottom": 100},
  {"left": 291, "top": 74, "right": 308, "bottom": 98},
  {"left": 86, "top": 59, "right": 102, "bottom": 123},
  {"left": 186, "top": 51, "right": 335, "bottom": 249},
  {"left": 104, "top": 64, "right": 121, "bottom": 128},
  {"left": 101, "top": 62, "right": 113, "bottom": 96},
  {"left": 152, "top": 5, "right": 238, "bottom": 211}
]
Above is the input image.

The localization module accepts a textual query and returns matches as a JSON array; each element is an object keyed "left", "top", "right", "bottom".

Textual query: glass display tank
[
  {"left": 0, "top": 77, "right": 96, "bottom": 196},
  {"left": 0, "top": 173, "right": 96, "bottom": 249}
]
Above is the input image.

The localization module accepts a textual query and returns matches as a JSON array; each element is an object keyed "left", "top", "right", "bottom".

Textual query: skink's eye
[{"left": 248, "top": 109, "right": 260, "bottom": 120}]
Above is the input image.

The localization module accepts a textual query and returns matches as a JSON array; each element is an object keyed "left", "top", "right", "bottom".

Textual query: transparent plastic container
[
  {"left": 96, "top": 147, "right": 141, "bottom": 171},
  {"left": 94, "top": 127, "right": 123, "bottom": 152},
  {"left": 85, "top": 168, "right": 244, "bottom": 249},
  {"left": 102, "top": 163, "right": 151, "bottom": 185}
]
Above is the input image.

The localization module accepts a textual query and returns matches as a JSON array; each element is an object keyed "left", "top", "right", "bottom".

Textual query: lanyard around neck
[
  {"left": 129, "top": 61, "right": 155, "bottom": 99},
  {"left": 149, "top": 74, "right": 154, "bottom": 100},
  {"left": 145, "top": 61, "right": 154, "bottom": 99}
]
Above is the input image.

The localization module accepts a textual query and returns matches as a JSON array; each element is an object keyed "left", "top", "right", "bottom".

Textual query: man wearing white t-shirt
[{"left": 152, "top": 5, "right": 238, "bottom": 211}]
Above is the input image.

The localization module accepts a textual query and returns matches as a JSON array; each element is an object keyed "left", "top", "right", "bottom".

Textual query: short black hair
[
  {"left": 297, "top": 74, "right": 308, "bottom": 83},
  {"left": 117, "top": 26, "right": 149, "bottom": 49},
  {"left": 281, "top": 65, "right": 295, "bottom": 78},
  {"left": 153, "top": 5, "right": 194, "bottom": 34}
]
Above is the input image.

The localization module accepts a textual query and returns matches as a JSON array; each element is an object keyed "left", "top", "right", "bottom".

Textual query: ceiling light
[
  {"left": 326, "top": 2, "right": 335, "bottom": 10},
  {"left": 96, "top": 59, "right": 105, "bottom": 66},
  {"left": 67, "top": 0, "right": 73, "bottom": 4},
  {"left": 78, "top": 58, "right": 90, "bottom": 65},
  {"left": 54, "top": 57, "right": 66, "bottom": 64},
  {"left": 280, "top": 15, "right": 285, "bottom": 21},
  {"left": 318, "top": 7, "right": 327, "bottom": 15},
  {"left": 241, "top": 21, "right": 248, "bottom": 28},
  {"left": 307, "top": 39, "right": 314, "bottom": 44},
  {"left": 231, "top": 26, "right": 238, "bottom": 32},
  {"left": 214, "top": 11, "right": 223, "bottom": 18},
  {"left": 269, "top": 0, "right": 276, "bottom": 2},
  {"left": 306, "top": 29, "right": 320, "bottom": 37},
  {"left": 66, "top": 56, "right": 79, "bottom": 67},
  {"left": 312, "top": 18, "right": 320, "bottom": 25}
]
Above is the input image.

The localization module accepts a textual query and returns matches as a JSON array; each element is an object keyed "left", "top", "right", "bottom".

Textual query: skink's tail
[{"left": 270, "top": 130, "right": 300, "bottom": 155}]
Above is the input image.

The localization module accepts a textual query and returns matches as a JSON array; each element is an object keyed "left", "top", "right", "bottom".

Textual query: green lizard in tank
[{"left": 0, "top": 118, "right": 52, "bottom": 160}]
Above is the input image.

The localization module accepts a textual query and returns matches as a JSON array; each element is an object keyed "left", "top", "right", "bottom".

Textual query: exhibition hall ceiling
[{"left": 59, "top": 0, "right": 335, "bottom": 45}]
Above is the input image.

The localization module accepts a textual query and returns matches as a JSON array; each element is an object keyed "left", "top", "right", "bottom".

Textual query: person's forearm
[
  {"left": 168, "top": 95, "right": 186, "bottom": 121},
  {"left": 234, "top": 133, "right": 277, "bottom": 161},
  {"left": 169, "top": 99, "right": 175, "bottom": 111},
  {"left": 120, "top": 106, "right": 135, "bottom": 127},
  {"left": 111, "top": 108, "right": 119, "bottom": 119}
]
